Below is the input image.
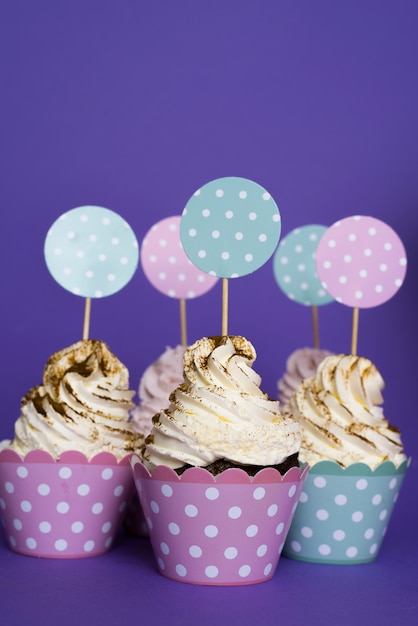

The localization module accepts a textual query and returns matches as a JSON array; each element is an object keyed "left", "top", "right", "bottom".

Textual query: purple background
[{"left": 0, "top": 2, "right": 417, "bottom": 624}]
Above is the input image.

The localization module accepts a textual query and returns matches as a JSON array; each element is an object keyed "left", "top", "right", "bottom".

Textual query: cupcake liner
[
  {"left": 124, "top": 493, "right": 149, "bottom": 537},
  {"left": 131, "top": 456, "right": 309, "bottom": 585},
  {"left": 283, "top": 458, "right": 410, "bottom": 564},
  {"left": 0, "top": 449, "right": 135, "bottom": 558}
]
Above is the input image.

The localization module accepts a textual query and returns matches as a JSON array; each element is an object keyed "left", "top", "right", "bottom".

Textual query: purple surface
[{"left": 0, "top": 1, "right": 417, "bottom": 623}]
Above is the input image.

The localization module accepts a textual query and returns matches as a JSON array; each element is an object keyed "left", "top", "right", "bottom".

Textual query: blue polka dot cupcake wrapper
[{"left": 283, "top": 459, "right": 410, "bottom": 564}]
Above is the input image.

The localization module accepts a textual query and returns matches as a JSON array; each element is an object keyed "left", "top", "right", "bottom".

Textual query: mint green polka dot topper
[
  {"left": 180, "top": 177, "right": 281, "bottom": 278},
  {"left": 44, "top": 206, "right": 139, "bottom": 298},
  {"left": 273, "top": 225, "right": 334, "bottom": 306}
]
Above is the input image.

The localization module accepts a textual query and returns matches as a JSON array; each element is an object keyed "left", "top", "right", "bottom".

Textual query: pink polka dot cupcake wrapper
[
  {"left": 0, "top": 449, "right": 136, "bottom": 558},
  {"left": 283, "top": 459, "right": 410, "bottom": 564},
  {"left": 131, "top": 456, "right": 309, "bottom": 585}
]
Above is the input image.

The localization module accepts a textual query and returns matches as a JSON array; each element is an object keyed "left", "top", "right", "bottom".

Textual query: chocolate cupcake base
[{"left": 175, "top": 452, "right": 299, "bottom": 477}]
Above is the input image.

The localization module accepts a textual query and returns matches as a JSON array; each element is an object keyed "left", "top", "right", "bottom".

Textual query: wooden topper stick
[
  {"left": 351, "top": 306, "right": 359, "bottom": 356},
  {"left": 83, "top": 297, "right": 91, "bottom": 340},
  {"left": 222, "top": 278, "right": 229, "bottom": 336},
  {"left": 312, "top": 305, "right": 319, "bottom": 349},
  {"left": 180, "top": 298, "right": 187, "bottom": 347}
]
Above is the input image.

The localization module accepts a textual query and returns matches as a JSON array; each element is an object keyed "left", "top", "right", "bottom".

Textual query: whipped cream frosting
[
  {"left": 130, "top": 345, "right": 186, "bottom": 437},
  {"left": 278, "top": 347, "right": 332, "bottom": 405},
  {"left": 143, "top": 336, "right": 301, "bottom": 469},
  {"left": 4, "top": 340, "right": 143, "bottom": 460},
  {"left": 284, "top": 354, "right": 406, "bottom": 468}
]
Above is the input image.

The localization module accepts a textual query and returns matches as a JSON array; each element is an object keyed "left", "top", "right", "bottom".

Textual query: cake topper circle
[
  {"left": 273, "top": 225, "right": 334, "bottom": 306},
  {"left": 44, "top": 206, "right": 139, "bottom": 299},
  {"left": 316, "top": 215, "right": 407, "bottom": 309},
  {"left": 141, "top": 216, "right": 218, "bottom": 299},
  {"left": 180, "top": 177, "right": 281, "bottom": 279}
]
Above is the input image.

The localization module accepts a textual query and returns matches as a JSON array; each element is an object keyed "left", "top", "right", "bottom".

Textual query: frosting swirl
[
  {"left": 144, "top": 336, "right": 301, "bottom": 469},
  {"left": 284, "top": 354, "right": 406, "bottom": 468},
  {"left": 130, "top": 345, "right": 186, "bottom": 436},
  {"left": 6, "top": 340, "right": 143, "bottom": 460},
  {"left": 278, "top": 347, "right": 332, "bottom": 404}
]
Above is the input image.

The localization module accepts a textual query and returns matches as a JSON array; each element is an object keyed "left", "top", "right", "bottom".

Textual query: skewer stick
[
  {"left": 222, "top": 278, "right": 229, "bottom": 337},
  {"left": 180, "top": 298, "right": 187, "bottom": 347},
  {"left": 312, "top": 305, "right": 319, "bottom": 349},
  {"left": 351, "top": 307, "right": 359, "bottom": 356},
  {"left": 83, "top": 297, "right": 91, "bottom": 340}
]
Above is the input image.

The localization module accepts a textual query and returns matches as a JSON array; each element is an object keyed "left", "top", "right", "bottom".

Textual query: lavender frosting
[
  {"left": 278, "top": 347, "right": 332, "bottom": 404},
  {"left": 130, "top": 345, "right": 186, "bottom": 436}
]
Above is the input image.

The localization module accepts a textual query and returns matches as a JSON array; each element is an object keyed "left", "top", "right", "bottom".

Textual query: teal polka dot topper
[
  {"left": 180, "top": 177, "right": 281, "bottom": 279},
  {"left": 273, "top": 225, "right": 334, "bottom": 306},
  {"left": 44, "top": 206, "right": 139, "bottom": 298}
]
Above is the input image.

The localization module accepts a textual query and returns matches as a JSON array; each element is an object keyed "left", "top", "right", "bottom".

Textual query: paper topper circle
[
  {"left": 141, "top": 216, "right": 218, "bottom": 299},
  {"left": 273, "top": 225, "right": 334, "bottom": 306},
  {"left": 180, "top": 177, "right": 281, "bottom": 278},
  {"left": 316, "top": 215, "right": 407, "bottom": 308},
  {"left": 44, "top": 206, "right": 139, "bottom": 298}
]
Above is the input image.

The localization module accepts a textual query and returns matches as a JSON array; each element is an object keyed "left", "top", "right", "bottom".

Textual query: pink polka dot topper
[
  {"left": 316, "top": 216, "right": 407, "bottom": 309},
  {"left": 141, "top": 216, "right": 218, "bottom": 299}
]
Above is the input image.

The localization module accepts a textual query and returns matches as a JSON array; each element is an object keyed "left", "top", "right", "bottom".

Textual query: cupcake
[
  {"left": 130, "top": 344, "right": 186, "bottom": 438},
  {"left": 282, "top": 354, "right": 409, "bottom": 564},
  {"left": 131, "top": 335, "right": 308, "bottom": 585},
  {"left": 125, "top": 344, "right": 186, "bottom": 536},
  {"left": 278, "top": 347, "right": 332, "bottom": 405},
  {"left": 0, "top": 339, "right": 144, "bottom": 558}
]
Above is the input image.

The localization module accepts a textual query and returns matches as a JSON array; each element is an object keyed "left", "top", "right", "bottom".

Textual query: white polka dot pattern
[
  {"left": 140, "top": 216, "right": 218, "bottom": 299},
  {"left": 316, "top": 216, "right": 407, "bottom": 308},
  {"left": 131, "top": 459, "right": 307, "bottom": 585},
  {"left": 44, "top": 206, "right": 139, "bottom": 299},
  {"left": 283, "top": 461, "right": 409, "bottom": 564},
  {"left": 180, "top": 177, "right": 281, "bottom": 279},
  {"left": 0, "top": 453, "right": 134, "bottom": 558},
  {"left": 273, "top": 225, "right": 334, "bottom": 306}
]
